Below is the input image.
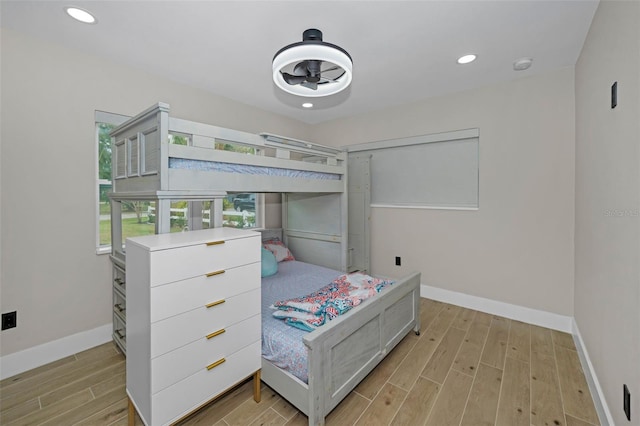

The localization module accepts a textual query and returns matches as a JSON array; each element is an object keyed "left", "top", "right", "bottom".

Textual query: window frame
[{"left": 95, "top": 110, "right": 130, "bottom": 254}]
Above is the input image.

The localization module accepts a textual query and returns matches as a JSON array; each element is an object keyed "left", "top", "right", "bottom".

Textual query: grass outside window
[{"left": 99, "top": 217, "right": 183, "bottom": 246}]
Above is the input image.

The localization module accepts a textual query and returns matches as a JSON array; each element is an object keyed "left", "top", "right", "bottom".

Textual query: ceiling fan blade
[
  {"left": 318, "top": 77, "right": 340, "bottom": 84},
  {"left": 320, "top": 65, "right": 341, "bottom": 73},
  {"left": 281, "top": 72, "right": 307, "bottom": 85},
  {"left": 301, "top": 81, "right": 318, "bottom": 90},
  {"left": 293, "top": 61, "right": 309, "bottom": 76},
  {"left": 319, "top": 69, "right": 346, "bottom": 83}
]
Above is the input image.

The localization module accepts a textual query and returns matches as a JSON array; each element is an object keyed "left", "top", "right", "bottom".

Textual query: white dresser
[{"left": 125, "top": 227, "right": 261, "bottom": 426}]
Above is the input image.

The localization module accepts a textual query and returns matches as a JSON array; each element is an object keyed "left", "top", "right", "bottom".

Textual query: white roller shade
[{"left": 347, "top": 129, "right": 479, "bottom": 209}]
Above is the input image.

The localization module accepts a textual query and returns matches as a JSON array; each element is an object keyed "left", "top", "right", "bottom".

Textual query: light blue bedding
[
  {"left": 169, "top": 158, "right": 341, "bottom": 180},
  {"left": 261, "top": 260, "right": 342, "bottom": 384}
]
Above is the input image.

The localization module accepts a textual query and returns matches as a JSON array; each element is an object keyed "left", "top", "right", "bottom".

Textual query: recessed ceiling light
[
  {"left": 65, "top": 7, "right": 97, "bottom": 24},
  {"left": 457, "top": 54, "right": 477, "bottom": 64},
  {"left": 302, "top": 102, "right": 313, "bottom": 108}
]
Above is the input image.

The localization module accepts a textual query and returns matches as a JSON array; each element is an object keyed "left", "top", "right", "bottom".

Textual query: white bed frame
[
  {"left": 108, "top": 103, "right": 421, "bottom": 426},
  {"left": 264, "top": 275, "right": 421, "bottom": 426},
  {"left": 261, "top": 230, "right": 421, "bottom": 426}
]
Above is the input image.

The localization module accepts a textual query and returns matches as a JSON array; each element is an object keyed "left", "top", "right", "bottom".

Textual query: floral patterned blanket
[{"left": 271, "top": 273, "right": 394, "bottom": 331}]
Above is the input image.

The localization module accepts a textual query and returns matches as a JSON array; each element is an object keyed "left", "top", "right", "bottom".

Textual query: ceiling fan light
[{"left": 273, "top": 30, "right": 352, "bottom": 98}]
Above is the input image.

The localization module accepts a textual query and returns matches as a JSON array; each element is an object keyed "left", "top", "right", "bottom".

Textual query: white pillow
[{"left": 263, "top": 240, "right": 295, "bottom": 262}]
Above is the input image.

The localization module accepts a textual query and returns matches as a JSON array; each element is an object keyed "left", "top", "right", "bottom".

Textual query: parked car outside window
[{"left": 233, "top": 193, "right": 256, "bottom": 211}]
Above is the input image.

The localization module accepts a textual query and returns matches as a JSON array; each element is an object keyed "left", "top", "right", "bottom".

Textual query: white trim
[
  {"left": 572, "top": 319, "right": 614, "bottom": 426},
  {"left": 0, "top": 323, "right": 112, "bottom": 380},
  {"left": 345, "top": 128, "right": 479, "bottom": 153},
  {"left": 96, "top": 246, "right": 111, "bottom": 255},
  {"left": 420, "top": 284, "right": 572, "bottom": 332}
]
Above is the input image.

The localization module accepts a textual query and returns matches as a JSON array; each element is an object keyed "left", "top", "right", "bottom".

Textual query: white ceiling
[{"left": 1, "top": 0, "right": 599, "bottom": 124}]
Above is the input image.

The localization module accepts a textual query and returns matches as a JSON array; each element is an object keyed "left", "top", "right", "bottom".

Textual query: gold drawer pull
[
  {"left": 206, "top": 240, "right": 225, "bottom": 246},
  {"left": 206, "top": 358, "right": 226, "bottom": 371},
  {"left": 206, "top": 328, "right": 226, "bottom": 339},
  {"left": 206, "top": 270, "right": 225, "bottom": 277},
  {"left": 206, "top": 299, "right": 225, "bottom": 308}
]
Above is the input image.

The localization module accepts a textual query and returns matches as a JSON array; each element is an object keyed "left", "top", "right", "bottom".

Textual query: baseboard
[
  {"left": 0, "top": 323, "right": 113, "bottom": 380},
  {"left": 572, "top": 319, "right": 614, "bottom": 426},
  {"left": 420, "top": 284, "right": 573, "bottom": 332}
]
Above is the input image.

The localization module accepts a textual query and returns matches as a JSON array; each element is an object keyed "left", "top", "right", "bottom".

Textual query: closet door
[{"left": 347, "top": 154, "right": 371, "bottom": 273}]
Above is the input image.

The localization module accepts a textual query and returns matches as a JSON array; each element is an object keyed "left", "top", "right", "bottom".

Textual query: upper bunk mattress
[
  {"left": 169, "top": 158, "right": 341, "bottom": 180},
  {"left": 261, "top": 260, "right": 342, "bottom": 384}
]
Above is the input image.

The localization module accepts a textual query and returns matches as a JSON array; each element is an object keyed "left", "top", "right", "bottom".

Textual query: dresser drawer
[
  {"left": 151, "top": 313, "right": 260, "bottom": 394},
  {"left": 152, "top": 341, "right": 260, "bottom": 426},
  {"left": 151, "top": 288, "right": 260, "bottom": 358},
  {"left": 150, "top": 262, "right": 260, "bottom": 323},
  {"left": 148, "top": 236, "right": 260, "bottom": 286}
]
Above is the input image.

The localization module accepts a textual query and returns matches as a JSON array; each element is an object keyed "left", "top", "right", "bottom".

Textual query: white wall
[
  {"left": 575, "top": 1, "right": 640, "bottom": 424},
  {"left": 312, "top": 68, "right": 576, "bottom": 316},
  {"left": 0, "top": 29, "right": 309, "bottom": 356}
]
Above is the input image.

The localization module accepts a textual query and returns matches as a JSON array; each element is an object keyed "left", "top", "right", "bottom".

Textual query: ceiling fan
[
  {"left": 281, "top": 59, "right": 344, "bottom": 91},
  {"left": 272, "top": 29, "right": 353, "bottom": 97}
]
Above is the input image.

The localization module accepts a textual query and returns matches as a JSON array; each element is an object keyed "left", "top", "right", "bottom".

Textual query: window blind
[{"left": 347, "top": 129, "right": 479, "bottom": 209}]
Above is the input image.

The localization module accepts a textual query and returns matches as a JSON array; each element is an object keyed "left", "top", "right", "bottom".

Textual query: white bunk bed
[
  {"left": 108, "top": 103, "right": 421, "bottom": 426},
  {"left": 108, "top": 102, "right": 348, "bottom": 270}
]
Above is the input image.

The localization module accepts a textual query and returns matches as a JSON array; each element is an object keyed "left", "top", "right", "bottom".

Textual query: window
[
  {"left": 223, "top": 193, "right": 261, "bottom": 229},
  {"left": 96, "top": 111, "right": 128, "bottom": 254},
  {"left": 97, "top": 122, "right": 113, "bottom": 247}
]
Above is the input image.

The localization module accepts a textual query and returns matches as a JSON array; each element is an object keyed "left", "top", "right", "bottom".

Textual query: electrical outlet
[
  {"left": 2, "top": 311, "right": 17, "bottom": 330},
  {"left": 624, "top": 384, "right": 631, "bottom": 421},
  {"left": 395, "top": 256, "right": 401, "bottom": 266}
]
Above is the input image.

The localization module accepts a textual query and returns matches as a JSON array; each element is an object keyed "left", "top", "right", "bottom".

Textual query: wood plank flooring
[{"left": 0, "top": 299, "right": 601, "bottom": 426}]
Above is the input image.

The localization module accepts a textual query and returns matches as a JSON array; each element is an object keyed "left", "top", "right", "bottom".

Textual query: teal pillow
[{"left": 261, "top": 247, "right": 278, "bottom": 277}]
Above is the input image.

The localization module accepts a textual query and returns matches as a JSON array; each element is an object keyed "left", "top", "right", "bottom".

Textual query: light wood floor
[{"left": 0, "top": 298, "right": 601, "bottom": 426}]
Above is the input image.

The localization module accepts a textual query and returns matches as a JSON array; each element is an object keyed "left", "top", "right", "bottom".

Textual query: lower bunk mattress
[{"left": 261, "top": 260, "right": 343, "bottom": 384}]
